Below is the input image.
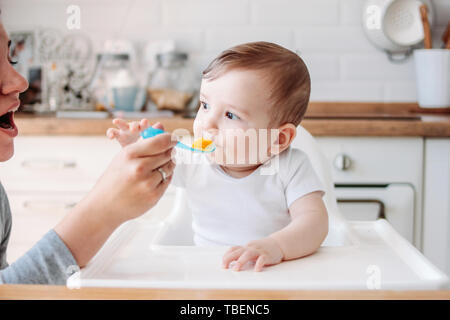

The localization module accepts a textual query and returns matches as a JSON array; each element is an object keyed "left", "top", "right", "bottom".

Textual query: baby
[{"left": 107, "top": 42, "right": 328, "bottom": 272}]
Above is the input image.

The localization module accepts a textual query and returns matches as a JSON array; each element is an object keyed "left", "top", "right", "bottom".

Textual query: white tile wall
[
  {"left": 251, "top": 0, "right": 339, "bottom": 26},
  {"left": 0, "top": 0, "right": 449, "bottom": 103}
]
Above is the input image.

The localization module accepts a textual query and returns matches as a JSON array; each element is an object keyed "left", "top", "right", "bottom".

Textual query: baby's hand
[
  {"left": 107, "top": 118, "right": 150, "bottom": 147},
  {"left": 222, "top": 237, "right": 284, "bottom": 272}
]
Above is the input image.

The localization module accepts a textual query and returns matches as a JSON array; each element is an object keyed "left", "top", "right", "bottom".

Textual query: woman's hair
[{"left": 202, "top": 41, "right": 311, "bottom": 127}]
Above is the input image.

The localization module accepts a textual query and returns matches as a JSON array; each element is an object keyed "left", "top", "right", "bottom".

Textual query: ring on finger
[{"left": 157, "top": 167, "right": 167, "bottom": 182}]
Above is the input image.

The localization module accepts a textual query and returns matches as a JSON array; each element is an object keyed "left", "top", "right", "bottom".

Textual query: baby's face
[{"left": 194, "top": 69, "right": 278, "bottom": 167}]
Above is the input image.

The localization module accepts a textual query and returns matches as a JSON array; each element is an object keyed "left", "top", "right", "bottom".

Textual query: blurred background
[{"left": 0, "top": 0, "right": 449, "bottom": 114}]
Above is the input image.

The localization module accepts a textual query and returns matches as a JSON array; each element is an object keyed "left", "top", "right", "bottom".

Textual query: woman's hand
[
  {"left": 54, "top": 122, "right": 177, "bottom": 267},
  {"left": 222, "top": 237, "right": 284, "bottom": 272},
  {"left": 90, "top": 124, "right": 176, "bottom": 224},
  {"left": 107, "top": 118, "right": 150, "bottom": 147}
]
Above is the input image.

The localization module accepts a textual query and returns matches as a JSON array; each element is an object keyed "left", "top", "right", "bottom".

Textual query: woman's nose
[{"left": 2, "top": 64, "right": 28, "bottom": 95}]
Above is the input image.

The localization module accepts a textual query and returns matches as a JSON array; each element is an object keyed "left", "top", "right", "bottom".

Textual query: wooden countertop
[
  {"left": 1, "top": 285, "right": 449, "bottom": 300},
  {"left": 14, "top": 103, "right": 450, "bottom": 137}
]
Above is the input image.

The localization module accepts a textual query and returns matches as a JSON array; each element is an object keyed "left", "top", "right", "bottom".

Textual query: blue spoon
[{"left": 140, "top": 126, "right": 216, "bottom": 153}]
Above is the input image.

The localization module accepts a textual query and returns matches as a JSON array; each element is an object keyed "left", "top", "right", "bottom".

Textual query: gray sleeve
[
  {"left": 0, "top": 189, "right": 11, "bottom": 271},
  {"left": 0, "top": 230, "right": 78, "bottom": 285},
  {"left": 0, "top": 183, "right": 78, "bottom": 285}
]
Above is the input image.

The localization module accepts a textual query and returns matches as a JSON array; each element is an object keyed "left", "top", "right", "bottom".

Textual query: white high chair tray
[{"left": 68, "top": 218, "right": 448, "bottom": 290}]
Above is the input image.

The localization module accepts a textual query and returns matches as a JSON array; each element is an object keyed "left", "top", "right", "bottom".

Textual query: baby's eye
[
  {"left": 201, "top": 101, "right": 210, "bottom": 111},
  {"left": 225, "top": 111, "right": 240, "bottom": 120}
]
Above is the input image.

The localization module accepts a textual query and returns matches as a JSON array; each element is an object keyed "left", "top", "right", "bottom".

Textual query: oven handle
[{"left": 336, "top": 199, "right": 386, "bottom": 219}]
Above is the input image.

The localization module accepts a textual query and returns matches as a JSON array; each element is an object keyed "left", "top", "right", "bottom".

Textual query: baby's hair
[{"left": 202, "top": 41, "right": 311, "bottom": 127}]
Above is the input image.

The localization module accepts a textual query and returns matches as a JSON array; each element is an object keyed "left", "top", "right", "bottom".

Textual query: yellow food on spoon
[{"left": 192, "top": 138, "right": 213, "bottom": 151}]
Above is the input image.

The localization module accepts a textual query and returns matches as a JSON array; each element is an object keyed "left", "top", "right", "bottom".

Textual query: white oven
[
  {"left": 316, "top": 137, "right": 423, "bottom": 249},
  {"left": 334, "top": 183, "right": 415, "bottom": 242}
]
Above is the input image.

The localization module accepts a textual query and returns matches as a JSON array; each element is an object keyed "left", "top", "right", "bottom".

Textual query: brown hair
[{"left": 202, "top": 41, "right": 311, "bottom": 127}]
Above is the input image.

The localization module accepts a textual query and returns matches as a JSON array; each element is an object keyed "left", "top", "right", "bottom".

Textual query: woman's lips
[
  {"left": 2, "top": 99, "right": 21, "bottom": 114},
  {"left": 10, "top": 99, "right": 20, "bottom": 109},
  {"left": 0, "top": 111, "right": 18, "bottom": 138}
]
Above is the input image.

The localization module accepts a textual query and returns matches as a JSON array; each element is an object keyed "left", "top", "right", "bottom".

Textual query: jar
[
  {"left": 90, "top": 53, "right": 144, "bottom": 112},
  {"left": 147, "top": 51, "right": 198, "bottom": 114}
]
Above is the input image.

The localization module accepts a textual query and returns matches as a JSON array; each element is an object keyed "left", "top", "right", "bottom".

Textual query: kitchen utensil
[
  {"left": 141, "top": 126, "right": 215, "bottom": 153},
  {"left": 362, "top": 0, "right": 434, "bottom": 62},
  {"left": 419, "top": 4, "right": 432, "bottom": 49},
  {"left": 442, "top": 22, "right": 450, "bottom": 48},
  {"left": 414, "top": 49, "right": 450, "bottom": 108}
]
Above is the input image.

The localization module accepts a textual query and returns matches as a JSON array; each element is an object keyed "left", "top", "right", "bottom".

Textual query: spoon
[{"left": 140, "top": 126, "right": 216, "bottom": 153}]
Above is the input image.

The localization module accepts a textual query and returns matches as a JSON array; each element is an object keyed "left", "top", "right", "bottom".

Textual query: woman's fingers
[
  {"left": 159, "top": 159, "right": 176, "bottom": 178},
  {"left": 133, "top": 156, "right": 175, "bottom": 191},
  {"left": 154, "top": 172, "right": 173, "bottom": 198},
  {"left": 148, "top": 148, "right": 175, "bottom": 170},
  {"left": 126, "top": 133, "right": 177, "bottom": 158},
  {"left": 147, "top": 159, "right": 176, "bottom": 187},
  {"left": 155, "top": 160, "right": 175, "bottom": 185}
]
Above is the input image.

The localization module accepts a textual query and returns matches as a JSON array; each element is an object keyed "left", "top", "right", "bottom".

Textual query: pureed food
[{"left": 192, "top": 138, "right": 213, "bottom": 151}]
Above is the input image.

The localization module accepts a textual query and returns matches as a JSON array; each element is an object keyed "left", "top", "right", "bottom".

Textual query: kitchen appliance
[
  {"left": 317, "top": 137, "right": 423, "bottom": 248},
  {"left": 362, "top": 0, "right": 434, "bottom": 62}
]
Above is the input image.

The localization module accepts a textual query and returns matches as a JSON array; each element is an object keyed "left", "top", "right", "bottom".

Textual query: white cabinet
[
  {"left": 0, "top": 136, "right": 176, "bottom": 263},
  {"left": 5, "top": 190, "right": 87, "bottom": 263},
  {"left": 422, "top": 139, "right": 450, "bottom": 277},
  {"left": 1, "top": 137, "right": 122, "bottom": 192}
]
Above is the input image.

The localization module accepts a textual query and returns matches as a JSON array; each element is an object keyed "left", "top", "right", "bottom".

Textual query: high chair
[{"left": 68, "top": 127, "right": 448, "bottom": 289}]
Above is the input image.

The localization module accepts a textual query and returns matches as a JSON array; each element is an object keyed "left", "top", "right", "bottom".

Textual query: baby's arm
[
  {"left": 222, "top": 191, "right": 328, "bottom": 272},
  {"left": 270, "top": 191, "right": 328, "bottom": 260},
  {"left": 107, "top": 118, "right": 150, "bottom": 147}
]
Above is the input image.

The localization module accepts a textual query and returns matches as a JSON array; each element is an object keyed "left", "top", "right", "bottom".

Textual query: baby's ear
[{"left": 270, "top": 123, "right": 297, "bottom": 155}]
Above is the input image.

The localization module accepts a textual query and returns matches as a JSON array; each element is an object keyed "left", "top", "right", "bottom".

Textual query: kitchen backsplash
[{"left": 1, "top": 0, "right": 449, "bottom": 103}]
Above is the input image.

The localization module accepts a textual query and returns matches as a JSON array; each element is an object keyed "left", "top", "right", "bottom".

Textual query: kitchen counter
[
  {"left": 0, "top": 285, "right": 449, "bottom": 299},
  {"left": 14, "top": 103, "right": 450, "bottom": 137}
]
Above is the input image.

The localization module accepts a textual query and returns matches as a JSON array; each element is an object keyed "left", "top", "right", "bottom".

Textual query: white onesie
[{"left": 171, "top": 146, "right": 325, "bottom": 246}]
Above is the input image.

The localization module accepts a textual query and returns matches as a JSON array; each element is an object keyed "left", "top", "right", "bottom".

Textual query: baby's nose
[{"left": 202, "top": 130, "right": 217, "bottom": 139}]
